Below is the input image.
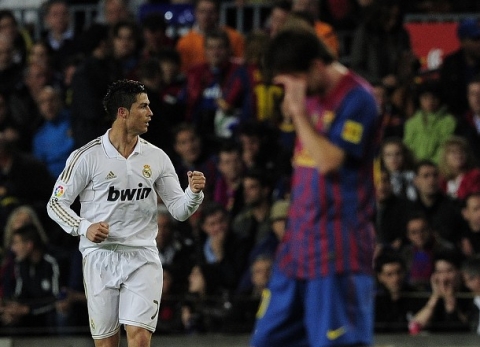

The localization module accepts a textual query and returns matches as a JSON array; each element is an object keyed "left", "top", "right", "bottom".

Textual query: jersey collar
[{"left": 102, "top": 130, "right": 143, "bottom": 158}]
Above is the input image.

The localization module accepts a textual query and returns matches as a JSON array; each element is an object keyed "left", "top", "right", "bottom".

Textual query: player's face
[{"left": 126, "top": 93, "right": 152, "bottom": 135}]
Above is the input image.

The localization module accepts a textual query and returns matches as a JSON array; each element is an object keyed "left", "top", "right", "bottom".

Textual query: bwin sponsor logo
[{"left": 107, "top": 184, "right": 152, "bottom": 201}]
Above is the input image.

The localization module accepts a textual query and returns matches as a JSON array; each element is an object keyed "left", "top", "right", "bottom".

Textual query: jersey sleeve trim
[{"left": 60, "top": 139, "right": 101, "bottom": 183}]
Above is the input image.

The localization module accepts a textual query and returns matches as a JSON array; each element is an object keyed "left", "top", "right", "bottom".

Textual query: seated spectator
[
  {"left": 291, "top": 0, "right": 339, "bottom": 56},
  {"left": 374, "top": 82, "right": 404, "bottom": 140},
  {"left": 0, "top": 10, "right": 32, "bottom": 66},
  {"left": 213, "top": 141, "right": 245, "bottom": 218},
  {"left": 0, "top": 34, "right": 23, "bottom": 97},
  {"left": 176, "top": 0, "right": 245, "bottom": 73},
  {"left": 375, "top": 169, "right": 409, "bottom": 250},
  {"left": 140, "top": 12, "right": 174, "bottom": 61},
  {"left": 2, "top": 205, "right": 49, "bottom": 255},
  {"left": 400, "top": 212, "right": 453, "bottom": 291},
  {"left": 461, "top": 255, "right": 480, "bottom": 335},
  {"left": 180, "top": 263, "right": 231, "bottom": 334},
  {"left": 438, "top": 136, "right": 480, "bottom": 201},
  {"left": 455, "top": 75, "right": 480, "bottom": 165},
  {"left": 111, "top": 20, "right": 141, "bottom": 79},
  {"left": 439, "top": 18, "right": 480, "bottom": 117},
  {"left": 55, "top": 248, "right": 87, "bottom": 330},
  {"left": 32, "top": 86, "right": 75, "bottom": 178},
  {"left": 374, "top": 249, "right": 425, "bottom": 333},
  {"left": 460, "top": 193, "right": 480, "bottom": 257},
  {"left": 196, "top": 201, "right": 241, "bottom": 290},
  {"left": 156, "top": 204, "right": 195, "bottom": 291},
  {"left": 410, "top": 250, "right": 471, "bottom": 333},
  {"left": 171, "top": 123, "right": 217, "bottom": 197},
  {"left": 350, "top": 0, "right": 412, "bottom": 90},
  {"left": 380, "top": 137, "right": 417, "bottom": 201},
  {"left": 235, "top": 199, "right": 286, "bottom": 295},
  {"left": 223, "top": 254, "right": 273, "bottom": 334},
  {"left": 0, "top": 138, "right": 55, "bottom": 235},
  {"left": 403, "top": 80, "right": 456, "bottom": 163},
  {"left": 181, "top": 29, "right": 252, "bottom": 150},
  {"left": 0, "top": 224, "right": 60, "bottom": 329},
  {"left": 156, "top": 265, "right": 183, "bottom": 335},
  {"left": 41, "top": 0, "right": 79, "bottom": 72},
  {"left": 407, "top": 160, "right": 464, "bottom": 244},
  {"left": 232, "top": 169, "right": 273, "bottom": 274},
  {"left": 0, "top": 92, "right": 21, "bottom": 147}
]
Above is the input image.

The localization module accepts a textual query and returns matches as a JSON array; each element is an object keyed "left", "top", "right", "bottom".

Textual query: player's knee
[{"left": 125, "top": 325, "right": 152, "bottom": 347}]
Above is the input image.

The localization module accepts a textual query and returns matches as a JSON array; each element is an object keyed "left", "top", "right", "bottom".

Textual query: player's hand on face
[
  {"left": 274, "top": 74, "right": 307, "bottom": 121},
  {"left": 86, "top": 222, "right": 109, "bottom": 243},
  {"left": 187, "top": 171, "right": 206, "bottom": 193}
]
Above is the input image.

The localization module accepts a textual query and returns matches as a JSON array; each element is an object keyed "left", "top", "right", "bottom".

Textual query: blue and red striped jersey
[{"left": 277, "top": 71, "right": 378, "bottom": 279}]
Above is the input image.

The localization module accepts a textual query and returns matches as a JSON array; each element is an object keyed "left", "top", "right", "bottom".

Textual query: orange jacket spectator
[{"left": 176, "top": 26, "right": 245, "bottom": 73}]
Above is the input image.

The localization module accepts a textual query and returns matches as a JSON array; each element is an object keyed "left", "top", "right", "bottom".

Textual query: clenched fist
[
  {"left": 187, "top": 171, "right": 206, "bottom": 194},
  {"left": 86, "top": 221, "right": 109, "bottom": 243}
]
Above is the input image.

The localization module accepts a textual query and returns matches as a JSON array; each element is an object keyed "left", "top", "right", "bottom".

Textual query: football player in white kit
[{"left": 47, "top": 79, "right": 205, "bottom": 347}]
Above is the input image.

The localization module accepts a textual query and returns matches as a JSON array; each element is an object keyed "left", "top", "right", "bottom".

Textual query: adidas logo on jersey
[
  {"left": 107, "top": 184, "right": 152, "bottom": 201},
  {"left": 106, "top": 171, "right": 116, "bottom": 180}
]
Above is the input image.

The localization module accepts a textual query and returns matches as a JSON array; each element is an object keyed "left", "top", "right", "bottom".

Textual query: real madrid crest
[{"left": 142, "top": 165, "right": 152, "bottom": 178}]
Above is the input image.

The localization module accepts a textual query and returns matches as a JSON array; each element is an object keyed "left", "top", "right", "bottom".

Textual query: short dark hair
[
  {"left": 414, "top": 159, "right": 437, "bottom": 175},
  {"left": 103, "top": 79, "right": 146, "bottom": 119},
  {"left": 374, "top": 249, "right": 406, "bottom": 274},
  {"left": 141, "top": 12, "right": 167, "bottom": 32},
  {"left": 198, "top": 201, "right": 227, "bottom": 226},
  {"left": 204, "top": 29, "right": 231, "bottom": 49},
  {"left": 264, "top": 28, "right": 335, "bottom": 76}
]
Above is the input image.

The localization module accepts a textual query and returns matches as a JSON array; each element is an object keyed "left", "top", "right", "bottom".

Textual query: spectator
[
  {"left": 181, "top": 29, "right": 252, "bottom": 150},
  {"left": 375, "top": 169, "right": 409, "bottom": 250},
  {"left": 0, "top": 10, "right": 32, "bottom": 66},
  {"left": 264, "top": 0, "right": 290, "bottom": 38},
  {"left": 407, "top": 160, "right": 463, "bottom": 244},
  {"left": 350, "top": 0, "right": 412, "bottom": 90},
  {"left": 0, "top": 92, "right": 21, "bottom": 147},
  {"left": 380, "top": 136, "right": 417, "bottom": 201},
  {"left": 374, "top": 82, "right": 404, "bottom": 140},
  {"left": 455, "top": 75, "right": 480, "bottom": 164},
  {"left": 41, "top": 0, "right": 79, "bottom": 72},
  {"left": 156, "top": 204, "right": 195, "bottom": 291},
  {"left": 195, "top": 201, "right": 240, "bottom": 290},
  {"left": 70, "top": 23, "right": 122, "bottom": 147},
  {"left": 374, "top": 249, "right": 425, "bottom": 333},
  {"left": 460, "top": 193, "right": 480, "bottom": 257},
  {"left": 180, "top": 263, "right": 231, "bottom": 334},
  {"left": 410, "top": 250, "right": 470, "bottom": 333},
  {"left": 55, "top": 249, "right": 87, "bottom": 330},
  {"left": 8, "top": 62, "right": 51, "bottom": 149},
  {"left": 0, "top": 138, "right": 55, "bottom": 235},
  {"left": 440, "top": 18, "right": 480, "bottom": 117},
  {"left": 155, "top": 265, "right": 183, "bottom": 334},
  {"left": 176, "top": 0, "right": 245, "bottom": 73},
  {"left": 111, "top": 20, "right": 142, "bottom": 79},
  {"left": 461, "top": 254, "right": 480, "bottom": 335},
  {"left": 96, "top": 0, "right": 132, "bottom": 27},
  {"left": 232, "top": 169, "right": 273, "bottom": 274},
  {"left": 171, "top": 123, "right": 217, "bottom": 197},
  {"left": 0, "top": 224, "right": 60, "bottom": 329},
  {"left": 400, "top": 212, "right": 453, "bottom": 291},
  {"left": 140, "top": 12, "right": 175, "bottom": 61},
  {"left": 403, "top": 80, "right": 456, "bottom": 163},
  {"left": 438, "top": 136, "right": 480, "bottom": 201},
  {"left": 291, "top": 0, "right": 339, "bottom": 57},
  {"left": 0, "top": 35, "right": 22, "bottom": 96},
  {"left": 32, "top": 86, "right": 74, "bottom": 178},
  {"left": 212, "top": 141, "right": 244, "bottom": 218}
]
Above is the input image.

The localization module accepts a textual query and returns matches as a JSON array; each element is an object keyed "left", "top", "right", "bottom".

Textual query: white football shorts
[{"left": 83, "top": 246, "right": 163, "bottom": 339}]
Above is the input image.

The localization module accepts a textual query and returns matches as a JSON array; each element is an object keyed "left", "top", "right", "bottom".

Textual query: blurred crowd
[{"left": 1, "top": 0, "right": 480, "bottom": 337}]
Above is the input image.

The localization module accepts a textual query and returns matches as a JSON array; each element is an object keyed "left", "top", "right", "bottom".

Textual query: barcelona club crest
[{"left": 142, "top": 165, "right": 152, "bottom": 178}]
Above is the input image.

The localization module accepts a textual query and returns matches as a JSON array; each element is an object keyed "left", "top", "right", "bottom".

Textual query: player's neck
[
  {"left": 323, "top": 62, "right": 348, "bottom": 95},
  {"left": 108, "top": 127, "right": 138, "bottom": 159}
]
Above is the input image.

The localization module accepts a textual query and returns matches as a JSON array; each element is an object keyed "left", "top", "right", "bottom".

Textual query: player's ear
[{"left": 118, "top": 107, "right": 129, "bottom": 119}]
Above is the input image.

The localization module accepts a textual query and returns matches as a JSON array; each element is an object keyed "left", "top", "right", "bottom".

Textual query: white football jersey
[{"left": 47, "top": 130, "right": 204, "bottom": 256}]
